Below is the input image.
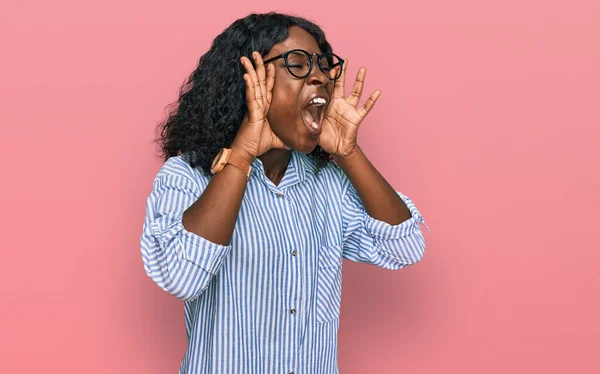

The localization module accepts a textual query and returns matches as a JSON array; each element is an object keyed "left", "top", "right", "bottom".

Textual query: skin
[{"left": 182, "top": 26, "right": 412, "bottom": 246}]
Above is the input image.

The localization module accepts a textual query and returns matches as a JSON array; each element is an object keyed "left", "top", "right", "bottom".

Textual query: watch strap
[
  {"left": 211, "top": 148, "right": 253, "bottom": 181},
  {"left": 225, "top": 149, "right": 253, "bottom": 180}
]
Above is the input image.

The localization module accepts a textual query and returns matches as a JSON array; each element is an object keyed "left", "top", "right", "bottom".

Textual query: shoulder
[{"left": 320, "top": 161, "right": 347, "bottom": 184}]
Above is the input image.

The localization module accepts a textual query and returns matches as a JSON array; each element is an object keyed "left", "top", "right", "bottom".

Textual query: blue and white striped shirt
[{"left": 140, "top": 150, "right": 428, "bottom": 374}]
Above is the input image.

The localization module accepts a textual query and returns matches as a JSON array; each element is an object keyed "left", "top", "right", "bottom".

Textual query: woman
[{"left": 141, "top": 12, "right": 429, "bottom": 374}]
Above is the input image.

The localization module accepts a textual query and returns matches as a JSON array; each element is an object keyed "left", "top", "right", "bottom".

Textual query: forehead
[{"left": 266, "top": 26, "right": 322, "bottom": 58}]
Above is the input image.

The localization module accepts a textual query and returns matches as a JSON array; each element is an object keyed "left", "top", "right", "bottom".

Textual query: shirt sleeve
[
  {"left": 140, "top": 157, "right": 232, "bottom": 301},
  {"left": 340, "top": 179, "right": 430, "bottom": 270}
]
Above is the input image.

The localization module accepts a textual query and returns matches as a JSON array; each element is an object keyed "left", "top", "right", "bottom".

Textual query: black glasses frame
[{"left": 263, "top": 49, "right": 344, "bottom": 80}]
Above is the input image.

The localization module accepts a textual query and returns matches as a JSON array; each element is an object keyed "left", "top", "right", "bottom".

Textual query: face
[{"left": 262, "top": 26, "right": 335, "bottom": 154}]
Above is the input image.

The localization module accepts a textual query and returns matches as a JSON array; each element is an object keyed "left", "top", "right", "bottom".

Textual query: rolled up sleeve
[
  {"left": 140, "top": 158, "right": 231, "bottom": 301},
  {"left": 341, "top": 183, "right": 429, "bottom": 270}
]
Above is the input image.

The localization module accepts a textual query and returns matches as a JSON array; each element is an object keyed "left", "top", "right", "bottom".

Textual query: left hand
[{"left": 319, "top": 61, "right": 381, "bottom": 157}]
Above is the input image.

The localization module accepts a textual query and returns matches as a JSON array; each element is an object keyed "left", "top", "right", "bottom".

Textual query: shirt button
[
  {"left": 290, "top": 309, "right": 296, "bottom": 315},
  {"left": 291, "top": 250, "right": 297, "bottom": 256},
  {"left": 277, "top": 193, "right": 284, "bottom": 198}
]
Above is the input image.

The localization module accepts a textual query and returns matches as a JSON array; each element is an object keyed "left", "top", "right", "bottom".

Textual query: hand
[
  {"left": 319, "top": 61, "right": 381, "bottom": 158},
  {"left": 231, "top": 51, "right": 289, "bottom": 162}
]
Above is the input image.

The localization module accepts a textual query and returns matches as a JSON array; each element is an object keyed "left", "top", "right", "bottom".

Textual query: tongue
[{"left": 303, "top": 106, "right": 320, "bottom": 129}]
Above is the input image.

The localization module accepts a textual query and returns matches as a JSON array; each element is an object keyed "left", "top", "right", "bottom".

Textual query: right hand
[{"left": 230, "top": 51, "right": 289, "bottom": 162}]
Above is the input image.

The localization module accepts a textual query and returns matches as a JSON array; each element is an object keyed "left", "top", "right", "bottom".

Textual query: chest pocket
[{"left": 316, "top": 244, "right": 343, "bottom": 324}]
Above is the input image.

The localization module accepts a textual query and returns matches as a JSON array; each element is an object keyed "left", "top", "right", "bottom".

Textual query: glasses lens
[
  {"left": 319, "top": 53, "right": 342, "bottom": 80},
  {"left": 286, "top": 51, "right": 311, "bottom": 78}
]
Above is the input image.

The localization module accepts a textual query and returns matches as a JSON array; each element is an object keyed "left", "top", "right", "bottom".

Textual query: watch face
[{"left": 211, "top": 148, "right": 225, "bottom": 173}]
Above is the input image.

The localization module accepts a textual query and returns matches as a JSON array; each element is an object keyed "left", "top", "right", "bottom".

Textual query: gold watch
[{"left": 210, "top": 148, "right": 253, "bottom": 181}]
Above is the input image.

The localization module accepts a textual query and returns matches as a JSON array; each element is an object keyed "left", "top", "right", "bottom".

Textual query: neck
[{"left": 258, "top": 149, "right": 293, "bottom": 186}]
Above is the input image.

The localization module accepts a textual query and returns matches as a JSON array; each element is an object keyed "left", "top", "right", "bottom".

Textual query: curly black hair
[{"left": 156, "top": 12, "right": 334, "bottom": 175}]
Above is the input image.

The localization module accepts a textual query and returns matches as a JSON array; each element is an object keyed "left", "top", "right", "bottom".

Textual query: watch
[{"left": 210, "top": 148, "right": 253, "bottom": 181}]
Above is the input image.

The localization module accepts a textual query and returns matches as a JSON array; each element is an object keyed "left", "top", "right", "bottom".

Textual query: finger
[
  {"left": 357, "top": 89, "right": 381, "bottom": 119},
  {"left": 241, "top": 56, "right": 263, "bottom": 104},
  {"left": 252, "top": 52, "right": 268, "bottom": 104},
  {"left": 347, "top": 67, "right": 365, "bottom": 107},
  {"left": 265, "top": 63, "right": 275, "bottom": 107},
  {"left": 243, "top": 74, "right": 262, "bottom": 123},
  {"left": 333, "top": 59, "right": 348, "bottom": 99}
]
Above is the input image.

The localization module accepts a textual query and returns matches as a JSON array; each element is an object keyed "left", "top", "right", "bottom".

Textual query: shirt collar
[{"left": 250, "top": 150, "right": 317, "bottom": 190}]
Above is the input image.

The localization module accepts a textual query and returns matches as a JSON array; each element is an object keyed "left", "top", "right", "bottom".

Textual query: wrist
[
  {"left": 229, "top": 142, "right": 255, "bottom": 165},
  {"left": 332, "top": 145, "right": 362, "bottom": 165}
]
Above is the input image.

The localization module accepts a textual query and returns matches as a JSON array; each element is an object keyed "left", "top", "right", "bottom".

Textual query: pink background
[{"left": 1, "top": 0, "right": 599, "bottom": 372}]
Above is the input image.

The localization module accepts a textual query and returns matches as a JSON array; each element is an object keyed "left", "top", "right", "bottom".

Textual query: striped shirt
[{"left": 140, "top": 150, "right": 429, "bottom": 374}]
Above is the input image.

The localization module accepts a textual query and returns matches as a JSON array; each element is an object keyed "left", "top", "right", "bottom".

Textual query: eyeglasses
[{"left": 263, "top": 49, "right": 344, "bottom": 80}]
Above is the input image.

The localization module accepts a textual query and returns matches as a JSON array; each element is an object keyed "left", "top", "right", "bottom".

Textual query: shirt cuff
[
  {"left": 151, "top": 212, "right": 232, "bottom": 275},
  {"left": 364, "top": 192, "right": 430, "bottom": 239}
]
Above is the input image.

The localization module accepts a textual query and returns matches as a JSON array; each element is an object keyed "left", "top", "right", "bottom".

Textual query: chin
[
  {"left": 297, "top": 145, "right": 318, "bottom": 155},
  {"left": 291, "top": 135, "right": 319, "bottom": 154},
  {"left": 276, "top": 120, "right": 320, "bottom": 154}
]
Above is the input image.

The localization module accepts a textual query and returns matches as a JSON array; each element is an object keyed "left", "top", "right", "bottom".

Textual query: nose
[{"left": 306, "top": 54, "right": 328, "bottom": 85}]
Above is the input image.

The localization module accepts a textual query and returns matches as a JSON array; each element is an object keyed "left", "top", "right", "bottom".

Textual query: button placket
[{"left": 280, "top": 189, "right": 301, "bottom": 373}]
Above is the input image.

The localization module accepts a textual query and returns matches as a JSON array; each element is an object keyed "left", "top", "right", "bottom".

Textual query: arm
[
  {"left": 140, "top": 152, "right": 256, "bottom": 301},
  {"left": 332, "top": 145, "right": 411, "bottom": 225},
  {"left": 140, "top": 51, "right": 286, "bottom": 300},
  {"left": 140, "top": 158, "right": 239, "bottom": 301},
  {"left": 182, "top": 156, "right": 250, "bottom": 245},
  {"left": 319, "top": 62, "right": 428, "bottom": 269},
  {"left": 184, "top": 52, "right": 282, "bottom": 246},
  {"left": 334, "top": 147, "right": 429, "bottom": 269}
]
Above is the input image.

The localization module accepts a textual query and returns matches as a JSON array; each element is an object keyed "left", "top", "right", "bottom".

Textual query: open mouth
[{"left": 301, "top": 96, "right": 327, "bottom": 135}]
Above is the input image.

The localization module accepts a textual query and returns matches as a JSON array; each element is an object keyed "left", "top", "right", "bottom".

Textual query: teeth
[
  {"left": 312, "top": 121, "right": 319, "bottom": 129},
  {"left": 310, "top": 97, "right": 327, "bottom": 106}
]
